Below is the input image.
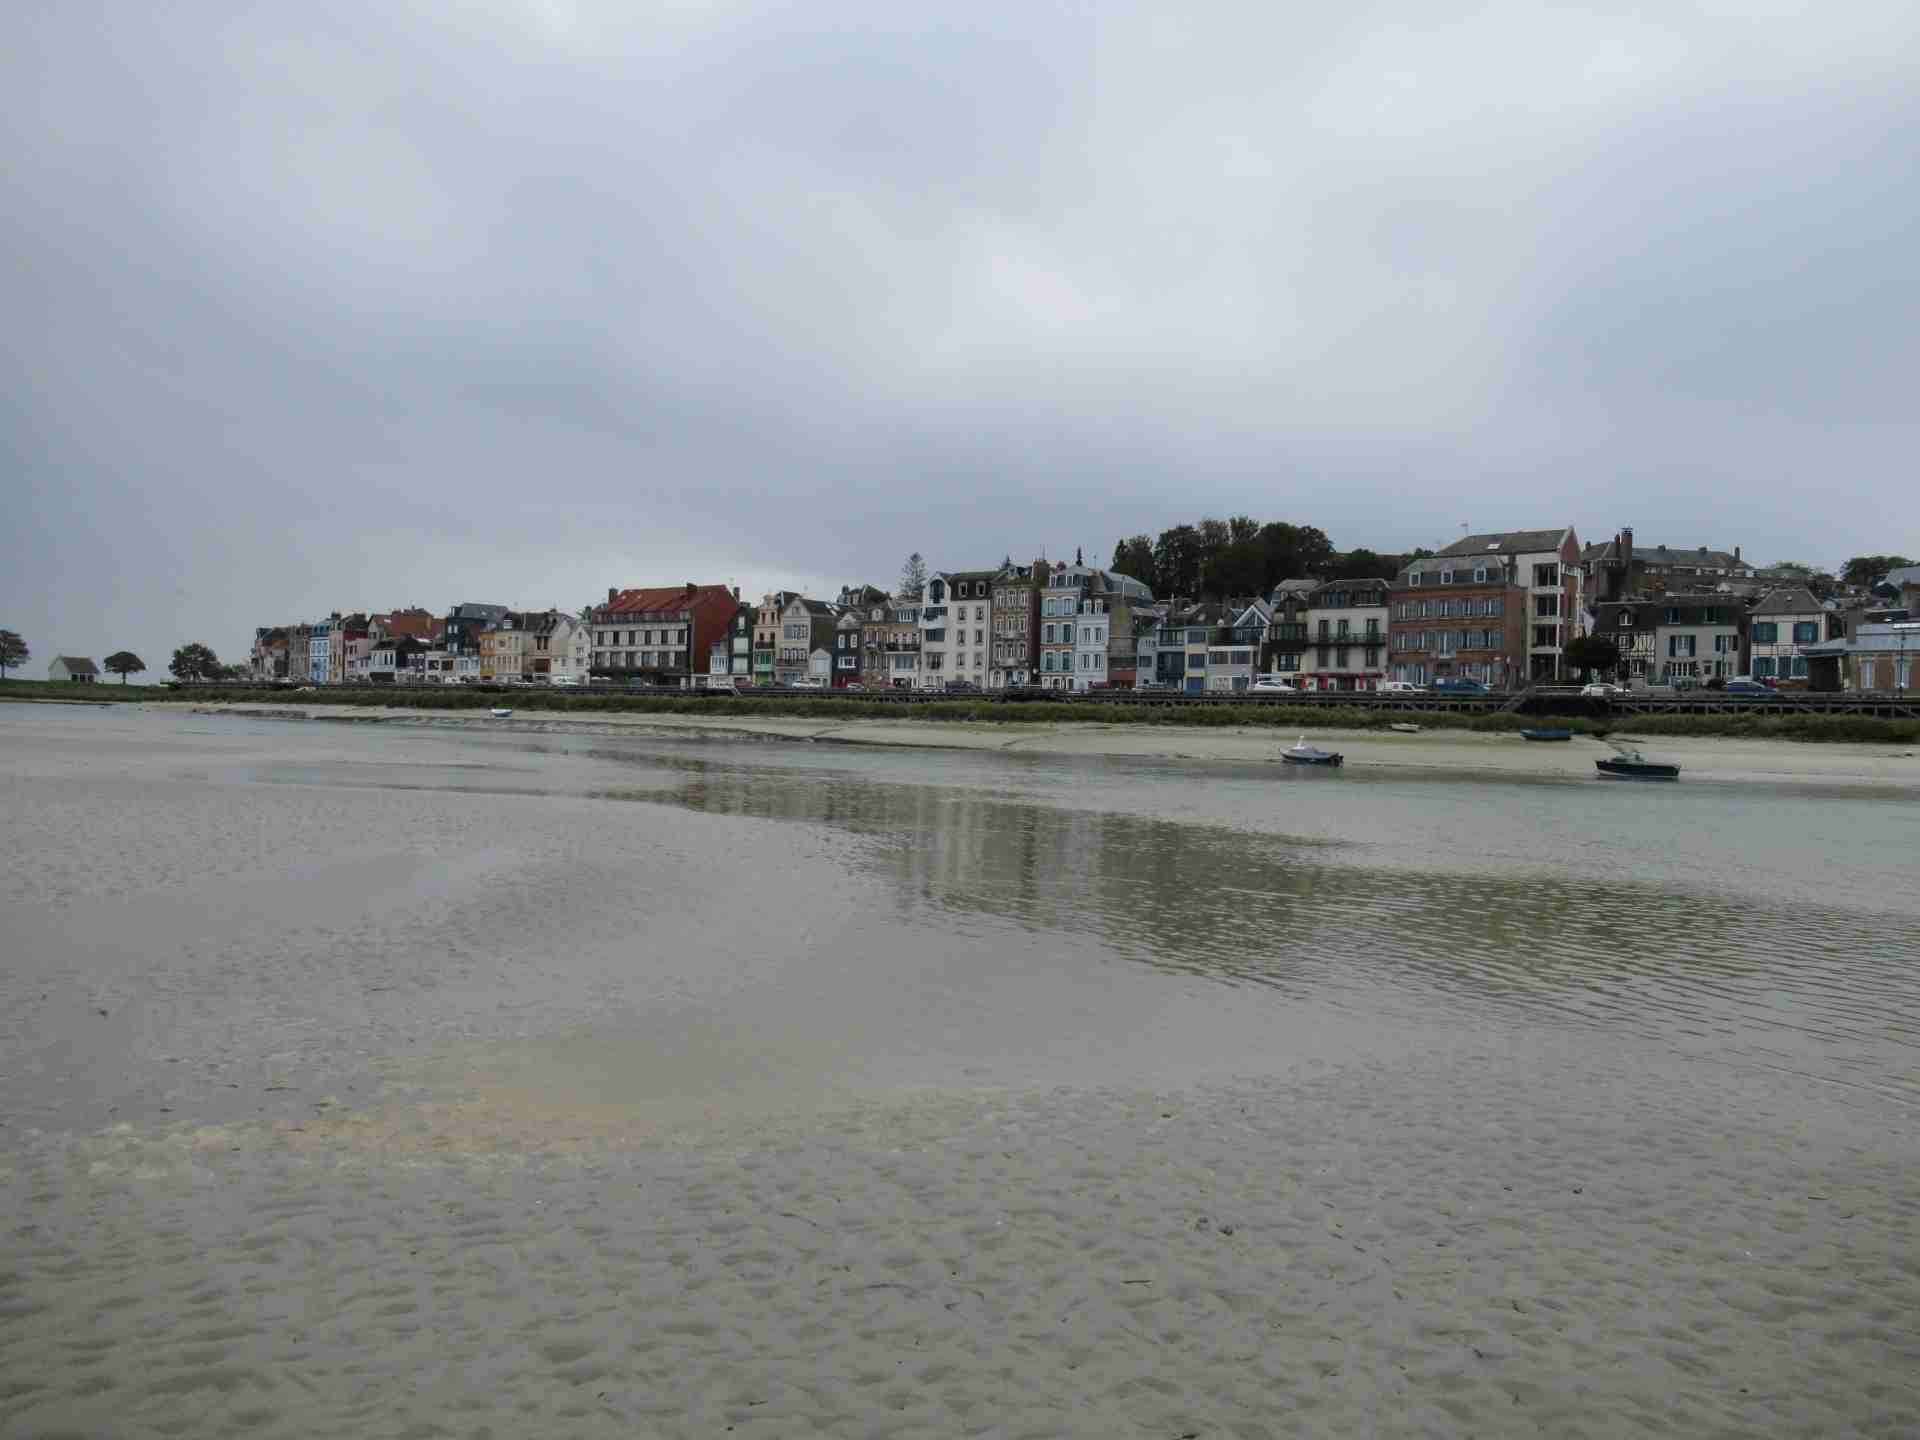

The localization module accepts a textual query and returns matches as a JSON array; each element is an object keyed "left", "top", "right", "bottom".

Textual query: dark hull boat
[
  {"left": 1596, "top": 751, "right": 1679, "bottom": 780},
  {"left": 1282, "top": 736, "right": 1343, "bottom": 767},
  {"left": 1520, "top": 728, "right": 1573, "bottom": 742}
]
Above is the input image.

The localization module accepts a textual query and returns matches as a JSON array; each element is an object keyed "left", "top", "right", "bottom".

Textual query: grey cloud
[{"left": 4, "top": 2, "right": 1917, "bottom": 668}]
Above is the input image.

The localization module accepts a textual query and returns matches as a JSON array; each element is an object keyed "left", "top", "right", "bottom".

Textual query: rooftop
[
  {"left": 1434, "top": 528, "right": 1569, "bottom": 558},
  {"left": 1750, "top": 586, "right": 1826, "bottom": 616}
]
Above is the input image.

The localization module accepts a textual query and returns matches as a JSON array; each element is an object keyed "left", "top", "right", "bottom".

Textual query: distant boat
[
  {"left": 1596, "top": 749, "right": 1678, "bottom": 780},
  {"left": 1520, "top": 727, "right": 1573, "bottom": 742},
  {"left": 489, "top": 707, "right": 513, "bottom": 718},
  {"left": 1282, "top": 736, "right": 1344, "bottom": 767},
  {"left": 1388, "top": 722, "right": 1421, "bottom": 734}
]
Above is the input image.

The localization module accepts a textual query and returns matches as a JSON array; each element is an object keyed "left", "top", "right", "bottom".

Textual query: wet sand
[
  {"left": 3, "top": 706, "right": 1917, "bottom": 1437},
  {"left": 172, "top": 699, "right": 1920, "bottom": 789}
]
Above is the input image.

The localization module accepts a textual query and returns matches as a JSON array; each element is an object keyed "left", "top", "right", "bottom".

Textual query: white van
[
  {"left": 1378, "top": 680, "right": 1426, "bottom": 694},
  {"left": 550, "top": 675, "right": 581, "bottom": 687}
]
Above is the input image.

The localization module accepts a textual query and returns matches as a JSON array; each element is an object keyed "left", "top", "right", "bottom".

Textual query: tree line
[{"left": 1105, "top": 518, "right": 1432, "bottom": 602}]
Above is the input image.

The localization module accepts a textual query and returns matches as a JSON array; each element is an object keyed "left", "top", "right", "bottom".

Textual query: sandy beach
[
  {"left": 3, "top": 705, "right": 1916, "bottom": 1438},
  {"left": 167, "top": 699, "right": 1920, "bottom": 790}
]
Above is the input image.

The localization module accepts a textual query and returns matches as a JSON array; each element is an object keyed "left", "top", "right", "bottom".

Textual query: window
[
  {"left": 1409, "top": 572, "right": 1423, "bottom": 586},
  {"left": 1042, "top": 624, "right": 1055, "bottom": 644},
  {"left": 1668, "top": 635, "right": 1696, "bottom": 658},
  {"left": 1535, "top": 595, "right": 1559, "bottom": 617},
  {"left": 1440, "top": 570, "right": 1453, "bottom": 585},
  {"left": 1793, "top": 621, "right": 1818, "bottom": 644},
  {"left": 1752, "top": 622, "right": 1778, "bottom": 643},
  {"left": 1533, "top": 624, "right": 1559, "bottom": 647},
  {"left": 1473, "top": 566, "right": 1487, "bottom": 582},
  {"left": 1618, "top": 611, "right": 1633, "bottom": 628},
  {"left": 1533, "top": 564, "right": 1559, "bottom": 587},
  {"left": 1714, "top": 635, "right": 1736, "bottom": 654}
]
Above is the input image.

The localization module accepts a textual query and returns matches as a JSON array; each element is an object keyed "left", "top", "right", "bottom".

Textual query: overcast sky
[{"left": 5, "top": 2, "right": 1917, "bottom": 671}]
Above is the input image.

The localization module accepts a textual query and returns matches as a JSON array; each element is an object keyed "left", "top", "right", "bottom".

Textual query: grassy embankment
[
  {"left": 0, "top": 678, "right": 162, "bottom": 702},
  {"left": 163, "top": 685, "right": 1920, "bottom": 744}
]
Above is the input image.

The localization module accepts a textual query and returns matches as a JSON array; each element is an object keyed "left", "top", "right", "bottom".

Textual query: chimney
[
  {"left": 1734, "top": 545, "right": 1741, "bottom": 561},
  {"left": 732, "top": 586, "right": 740, "bottom": 600},
  {"left": 685, "top": 582, "right": 695, "bottom": 596},
  {"left": 608, "top": 588, "right": 617, "bottom": 604}
]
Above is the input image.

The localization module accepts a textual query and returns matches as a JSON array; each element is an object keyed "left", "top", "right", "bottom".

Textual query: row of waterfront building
[{"left": 249, "top": 529, "right": 1920, "bottom": 694}]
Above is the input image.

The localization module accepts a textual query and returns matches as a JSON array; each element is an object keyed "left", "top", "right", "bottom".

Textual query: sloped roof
[
  {"left": 1884, "top": 564, "right": 1920, "bottom": 589},
  {"left": 603, "top": 584, "right": 737, "bottom": 615},
  {"left": 1751, "top": 586, "right": 1824, "bottom": 616},
  {"left": 1436, "top": 528, "right": 1568, "bottom": 558},
  {"left": 1273, "top": 576, "right": 1319, "bottom": 595},
  {"left": 1639, "top": 544, "right": 1744, "bottom": 569},
  {"left": 54, "top": 656, "right": 99, "bottom": 674}
]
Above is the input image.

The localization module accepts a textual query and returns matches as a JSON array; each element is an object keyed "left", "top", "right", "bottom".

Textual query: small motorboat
[
  {"left": 1389, "top": 722, "right": 1421, "bottom": 734},
  {"left": 1520, "top": 727, "right": 1573, "bottom": 742},
  {"left": 1595, "top": 749, "right": 1678, "bottom": 780},
  {"left": 489, "top": 707, "right": 513, "bottom": 718},
  {"left": 1282, "top": 736, "right": 1343, "bottom": 767}
]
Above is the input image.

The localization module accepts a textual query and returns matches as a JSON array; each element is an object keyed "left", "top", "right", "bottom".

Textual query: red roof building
[{"left": 591, "top": 583, "right": 741, "bottom": 687}]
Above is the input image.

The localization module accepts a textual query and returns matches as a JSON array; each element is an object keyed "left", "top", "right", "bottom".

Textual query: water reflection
[{"left": 624, "top": 752, "right": 1920, "bottom": 1100}]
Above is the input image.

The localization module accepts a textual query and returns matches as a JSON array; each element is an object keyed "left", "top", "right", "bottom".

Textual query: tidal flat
[{"left": 3, "top": 704, "right": 1917, "bottom": 1438}]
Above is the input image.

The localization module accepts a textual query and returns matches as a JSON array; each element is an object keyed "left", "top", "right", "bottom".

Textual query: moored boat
[
  {"left": 1595, "top": 749, "right": 1678, "bottom": 780},
  {"left": 1389, "top": 722, "right": 1421, "bottom": 734},
  {"left": 489, "top": 707, "right": 513, "bottom": 718},
  {"left": 1282, "top": 736, "right": 1343, "bottom": 767},
  {"left": 1520, "top": 727, "right": 1573, "bottom": 742}
]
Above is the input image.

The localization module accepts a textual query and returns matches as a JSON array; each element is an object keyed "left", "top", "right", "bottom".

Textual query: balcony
[{"left": 884, "top": 641, "right": 921, "bottom": 653}]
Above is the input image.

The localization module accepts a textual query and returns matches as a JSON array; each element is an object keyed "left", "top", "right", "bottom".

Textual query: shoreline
[{"left": 158, "top": 700, "right": 1920, "bottom": 788}]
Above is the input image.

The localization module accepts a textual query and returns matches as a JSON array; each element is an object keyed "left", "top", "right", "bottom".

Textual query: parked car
[
  {"left": 1431, "top": 678, "right": 1488, "bottom": 693},
  {"left": 1250, "top": 677, "right": 1299, "bottom": 694},
  {"left": 1378, "top": 680, "right": 1425, "bottom": 694},
  {"left": 944, "top": 680, "right": 981, "bottom": 693},
  {"left": 788, "top": 679, "right": 824, "bottom": 690},
  {"left": 550, "top": 675, "right": 580, "bottom": 687},
  {"left": 1723, "top": 679, "right": 1772, "bottom": 696},
  {"left": 1580, "top": 682, "right": 1626, "bottom": 698}
]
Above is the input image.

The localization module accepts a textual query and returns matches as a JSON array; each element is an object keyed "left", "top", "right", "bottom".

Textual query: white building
[
  {"left": 1302, "top": 581, "right": 1389, "bottom": 691},
  {"left": 921, "top": 569, "right": 995, "bottom": 689},
  {"left": 1748, "top": 587, "right": 1836, "bottom": 683},
  {"left": 1072, "top": 594, "right": 1109, "bottom": 690}
]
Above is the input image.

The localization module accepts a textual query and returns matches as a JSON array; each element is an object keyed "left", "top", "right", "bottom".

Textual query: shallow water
[{"left": 2, "top": 706, "right": 1917, "bottom": 1437}]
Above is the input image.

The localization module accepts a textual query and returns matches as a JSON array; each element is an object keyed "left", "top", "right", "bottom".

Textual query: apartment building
[
  {"left": 1389, "top": 559, "right": 1525, "bottom": 688},
  {"left": 988, "top": 558, "right": 1048, "bottom": 689},
  {"left": 1037, "top": 560, "right": 1093, "bottom": 690},
  {"left": 1429, "top": 528, "right": 1582, "bottom": 682},
  {"left": 593, "top": 583, "right": 741, "bottom": 688},
  {"left": 920, "top": 570, "right": 995, "bottom": 689},
  {"left": 752, "top": 591, "right": 798, "bottom": 687},
  {"left": 1303, "top": 580, "right": 1390, "bottom": 691},
  {"left": 775, "top": 596, "right": 842, "bottom": 685}
]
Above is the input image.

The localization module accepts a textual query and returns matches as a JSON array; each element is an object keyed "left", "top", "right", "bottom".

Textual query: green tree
[
  {"left": 103, "top": 650, "right": 146, "bottom": 683},
  {"left": 169, "top": 643, "right": 221, "bottom": 681},
  {"left": 897, "top": 552, "right": 928, "bottom": 602},
  {"left": 1109, "top": 535, "right": 1155, "bottom": 588},
  {"left": 0, "top": 629, "right": 26, "bottom": 678},
  {"left": 1152, "top": 525, "right": 1203, "bottom": 598},
  {"left": 1564, "top": 634, "right": 1621, "bottom": 680},
  {"left": 1841, "top": 554, "right": 1913, "bottom": 587}
]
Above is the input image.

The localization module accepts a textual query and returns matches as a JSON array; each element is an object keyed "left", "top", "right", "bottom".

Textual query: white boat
[
  {"left": 489, "top": 707, "right": 513, "bottom": 718},
  {"left": 1281, "top": 735, "right": 1343, "bottom": 767}
]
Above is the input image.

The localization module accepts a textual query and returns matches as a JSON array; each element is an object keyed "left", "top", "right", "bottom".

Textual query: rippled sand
[
  {"left": 10, "top": 1053, "right": 1917, "bottom": 1440},
  {"left": 3, "top": 707, "right": 1917, "bottom": 1437}
]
